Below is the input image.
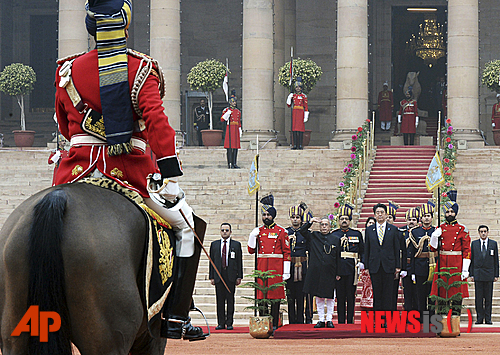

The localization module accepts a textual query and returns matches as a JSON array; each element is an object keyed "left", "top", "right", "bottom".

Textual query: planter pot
[
  {"left": 249, "top": 315, "right": 273, "bottom": 339},
  {"left": 438, "top": 315, "right": 460, "bottom": 337},
  {"left": 201, "top": 129, "right": 223, "bottom": 147},
  {"left": 492, "top": 129, "right": 500, "bottom": 146},
  {"left": 289, "top": 129, "right": 312, "bottom": 146},
  {"left": 13, "top": 130, "right": 35, "bottom": 147}
]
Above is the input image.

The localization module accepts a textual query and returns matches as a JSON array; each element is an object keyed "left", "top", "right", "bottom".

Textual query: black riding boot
[
  {"left": 226, "top": 149, "right": 233, "bottom": 169},
  {"left": 292, "top": 131, "right": 297, "bottom": 149},
  {"left": 298, "top": 132, "right": 304, "bottom": 150},
  {"left": 232, "top": 149, "right": 240, "bottom": 169},
  {"left": 161, "top": 217, "right": 206, "bottom": 341}
]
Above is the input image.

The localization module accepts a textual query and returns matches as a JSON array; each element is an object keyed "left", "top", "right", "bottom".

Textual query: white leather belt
[
  {"left": 341, "top": 252, "right": 358, "bottom": 259},
  {"left": 440, "top": 251, "right": 461, "bottom": 256},
  {"left": 70, "top": 134, "right": 146, "bottom": 153},
  {"left": 257, "top": 253, "right": 283, "bottom": 259}
]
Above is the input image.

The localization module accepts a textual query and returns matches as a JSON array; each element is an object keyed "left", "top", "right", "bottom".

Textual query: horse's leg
[{"left": 129, "top": 324, "right": 167, "bottom": 355}]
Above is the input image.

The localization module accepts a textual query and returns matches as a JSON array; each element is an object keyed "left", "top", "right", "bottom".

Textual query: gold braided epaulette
[{"left": 56, "top": 52, "right": 87, "bottom": 66}]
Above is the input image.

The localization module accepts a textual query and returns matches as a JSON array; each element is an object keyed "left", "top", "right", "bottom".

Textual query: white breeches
[{"left": 316, "top": 297, "right": 334, "bottom": 322}]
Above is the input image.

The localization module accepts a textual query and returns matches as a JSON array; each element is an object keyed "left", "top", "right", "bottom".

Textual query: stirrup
[{"left": 189, "top": 305, "right": 210, "bottom": 341}]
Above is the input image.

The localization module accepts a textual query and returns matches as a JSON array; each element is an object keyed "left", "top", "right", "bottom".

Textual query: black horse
[{"left": 0, "top": 182, "right": 188, "bottom": 354}]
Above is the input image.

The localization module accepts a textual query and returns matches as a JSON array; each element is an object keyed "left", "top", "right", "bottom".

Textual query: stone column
[
  {"left": 150, "top": 0, "right": 181, "bottom": 132},
  {"left": 241, "top": 0, "right": 275, "bottom": 147},
  {"left": 274, "top": 0, "right": 287, "bottom": 145},
  {"left": 447, "top": 0, "right": 482, "bottom": 147},
  {"left": 284, "top": 0, "right": 296, "bottom": 146},
  {"left": 58, "top": 0, "right": 88, "bottom": 57},
  {"left": 331, "top": 0, "right": 368, "bottom": 149}
]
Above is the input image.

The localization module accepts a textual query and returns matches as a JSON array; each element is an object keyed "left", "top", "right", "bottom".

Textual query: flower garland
[
  {"left": 440, "top": 118, "right": 457, "bottom": 213},
  {"left": 328, "top": 119, "right": 371, "bottom": 228},
  {"left": 278, "top": 58, "right": 322, "bottom": 94}
]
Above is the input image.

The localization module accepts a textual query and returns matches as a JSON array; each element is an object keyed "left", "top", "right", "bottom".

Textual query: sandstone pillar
[
  {"left": 58, "top": 0, "right": 88, "bottom": 57},
  {"left": 447, "top": 0, "right": 482, "bottom": 147},
  {"left": 274, "top": 0, "right": 287, "bottom": 145},
  {"left": 331, "top": 0, "right": 368, "bottom": 149}
]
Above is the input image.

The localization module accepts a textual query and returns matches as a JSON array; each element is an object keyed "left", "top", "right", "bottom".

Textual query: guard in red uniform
[
  {"left": 221, "top": 93, "right": 241, "bottom": 169},
  {"left": 286, "top": 78, "right": 309, "bottom": 150},
  {"left": 430, "top": 190, "right": 471, "bottom": 315},
  {"left": 378, "top": 82, "right": 394, "bottom": 131},
  {"left": 248, "top": 194, "right": 291, "bottom": 329},
  {"left": 398, "top": 90, "right": 419, "bottom": 145},
  {"left": 54, "top": 0, "right": 204, "bottom": 341},
  {"left": 491, "top": 94, "right": 500, "bottom": 129}
]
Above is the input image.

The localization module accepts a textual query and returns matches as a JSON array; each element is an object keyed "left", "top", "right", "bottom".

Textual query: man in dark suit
[
  {"left": 365, "top": 203, "right": 401, "bottom": 316},
  {"left": 209, "top": 223, "right": 243, "bottom": 330},
  {"left": 470, "top": 225, "right": 499, "bottom": 325}
]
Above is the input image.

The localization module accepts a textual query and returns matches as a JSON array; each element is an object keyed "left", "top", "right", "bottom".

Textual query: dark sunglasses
[{"left": 221, "top": 229, "right": 230, "bottom": 232}]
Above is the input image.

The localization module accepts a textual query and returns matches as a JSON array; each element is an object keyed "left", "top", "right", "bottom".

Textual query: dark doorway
[{"left": 392, "top": 6, "right": 447, "bottom": 118}]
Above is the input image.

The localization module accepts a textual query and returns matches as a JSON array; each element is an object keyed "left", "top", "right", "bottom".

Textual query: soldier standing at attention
[
  {"left": 377, "top": 82, "right": 394, "bottom": 131},
  {"left": 286, "top": 77, "right": 309, "bottom": 150},
  {"left": 398, "top": 90, "right": 418, "bottom": 145}
]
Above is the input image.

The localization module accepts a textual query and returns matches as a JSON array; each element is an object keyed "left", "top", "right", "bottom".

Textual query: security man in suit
[
  {"left": 365, "top": 203, "right": 401, "bottom": 317},
  {"left": 286, "top": 204, "right": 312, "bottom": 324},
  {"left": 409, "top": 201, "right": 436, "bottom": 320},
  {"left": 333, "top": 204, "right": 364, "bottom": 324},
  {"left": 470, "top": 225, "right": 499, "bottom": 324},
  {"left": 209, "top": 223, "right": 243, "bottom": 330}
]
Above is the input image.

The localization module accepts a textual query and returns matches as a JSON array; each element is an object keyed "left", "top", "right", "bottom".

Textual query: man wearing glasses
[{"left": 209, "top": 223, "right": 243, "bottom": 330}]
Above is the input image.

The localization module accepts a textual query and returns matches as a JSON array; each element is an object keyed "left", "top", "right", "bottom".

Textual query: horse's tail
[{"left": 28, "top": 189, "right": 72, "bottom": 355}]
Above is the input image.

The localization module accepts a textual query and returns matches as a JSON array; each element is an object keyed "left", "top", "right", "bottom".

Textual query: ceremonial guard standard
[
  {"left": 286, "top": 77, "right": 309, "bottom": 150},
  {"left": 286, "top": 203, "right": 313, "bottom": 324},
  {"left": 430, "top": 191, "right": 471, "bottom": 315},
  {"left": 332, "top": 204, "right": 364, "bottom": 324},
  {"left": 408, "top": 201, "right": 437, "bottom": 319},
  {"left": 248, "top": 194, "right": 291, "bottom": 329},
  {"left": 221, "top": 92, "right": 242, "bottom": 169},
  {"left": 299, "top": 216, "right": 341, "bottom": 328}
]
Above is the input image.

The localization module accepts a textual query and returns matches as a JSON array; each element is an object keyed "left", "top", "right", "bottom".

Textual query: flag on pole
[
  {"left": 248, "top": 154, "right": 260, "bottom": 195},
  {"left": 223, "top": 60, "right": 229, "bottom": 102},
  {"left": 288, "top": 56, "right": 293, "bottom": 88},
  {"left": 425, "top": 152, "right": 445, "bottom": 192}
]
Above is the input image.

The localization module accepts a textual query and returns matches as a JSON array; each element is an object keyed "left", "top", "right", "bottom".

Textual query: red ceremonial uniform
[
  {"left": 377, "top": 89, "right": 394, "bottom": 122},
  {"left": 287, "top": 93, "right": 308, "bottom": 132},
  {"left": 491, "top": 103, "right": 500, "bottom": 128},
  {"left": 54, "top": 49, "right": 182, "bottom": 197},
  {"left": 221, "top": 107, "right": 241, "bottom": 149},
  {"left": 248, "top": 223, "right": 291, "bottom": 299},
  {"left": 399, "top": 99, "right": 418, "bottom": 134},
  {"left": 430, "top": 221, "right": 471, "bottom": 298}
]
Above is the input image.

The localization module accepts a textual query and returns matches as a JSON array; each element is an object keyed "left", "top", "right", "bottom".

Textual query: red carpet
[{"left": 201, "top": 326, "right": 249, "bottom": 334}]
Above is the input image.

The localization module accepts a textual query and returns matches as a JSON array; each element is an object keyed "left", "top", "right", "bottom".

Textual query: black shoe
[
  {"left": 306, "top": 319, "right": 312, "bottom": 324},
  {"left": 314, "top": 321, "right": 325, "bottom": 328},
  {"left": 228, "top": 164, "right": 233, "bottom": 169},
  {"left": 215, "top": 325, "right": 225, "bottom": 330},
  {"left": 475, "top": 320, "right": 484, "bottom": 325},
  {"left": 226, "top": 325, "right": 234, "bottom": 330},
  {"left": 161, "top": 316, "right": 206, "bottom": 341},
  {"left": 486, "top": 321, "right": 493, "bottom": 325},
  {"left": 326, "top": 321, "right": 335, "bottom": 328},
  {"left": 233, "top": 164, "right": 240, "bottom": 169}
]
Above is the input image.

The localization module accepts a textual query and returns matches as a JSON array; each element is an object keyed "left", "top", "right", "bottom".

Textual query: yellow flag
[
  {"left": 425, "top": 152, "right": 445, "bottom": 192},
  {"left": 248, "top": 154, "right": 260, "bottom": 195}
]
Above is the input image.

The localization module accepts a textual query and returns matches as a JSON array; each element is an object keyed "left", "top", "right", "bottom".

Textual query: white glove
[
  {"left": 462, "top": 258, "right": 471, "bottom": 280},
  {"left": 50, "top": 150, "right": 61, "bottom": 164},
  {"left": 400, "top": 270, "right": 408, "bottom": 278},
  {"left": 286, "top": 93, "right": 293, "bottom": 106},
  {"left": 304, "top": 111, "right": 309, "bottom": 123},
  {"left": 415, "top": 116, "right": 419, "bottom": 128},
  {"left": 222, "top": 110, "right": 231, "bottom": 122},
  {"left": 430, "top": 227, "right": 442, "bottom": 249},
  {"left": 248, "top": 227, "right": 259, "bottom": 249},
  {"left": 159, "top": 180, "right": 180, "bottom": 203},
  {"left": 356, "top": 262, "right": 365, "bottom": 270},
  {"left": 283, "top": 260, "right": 291, "bottom": 281},
  {"left": 412, "top": 274, "right": 416, "bottom": 283},
  {"left": 239, "top": 127, "right": 242, "bottom": 137},
  {"left": 398, "top": 115, "right": 402, "bottom": 123},
  {"left": 493, "top": 122, "right": 496, "bottom": 128}
]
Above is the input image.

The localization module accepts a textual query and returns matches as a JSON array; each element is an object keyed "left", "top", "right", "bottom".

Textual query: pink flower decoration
[
  {"left": 444, "top": 166, "right": 449, "bottom": 171},
  {"left": 351, "top": 146, "right": 357, "bottom": 152},
  {"left": 329, "top": 213, "right": 335, "bottom": 220},
  {"left": 445, "top": 182, "right": 451, "bottom": 187},
  {"left": 445, "top": 172, "right": 451, "bottom": 176},
  {"left": 441, "top": 192, "right": 447, "bottom": 197},
  {"left": 448, "top": 126, "right": 453, "bottom": 131},
  {"left": 343, "top": 167, "right": 348, "bottom": 172},
  {"left": 351, "top": 154, "right": 356, "bottom": 159},
  {"left": 447, "top": 130, "right": 453, "bottom": 135},
  {"left": 348, "top": 163, "right": 353, "bottom": 168},
  {"left": 352, "top": 135, "right": 358, "bottom": 141},
  {"left": 446, "top": 118, "right": 451, "bottom": 124},
  {"left": 448, "top": 144, "right": 453, "bottom": 149},
  {"left": 444, "top": 158, "right": 450, "bottom": 163},
  {"left": 340, "top": 191, "right": 345, "bottom": 195},
  {"left": 339, "top": 182, "right": 345, "bottom": 187},
  {"left": 333, "top": 202, "right": 340, "bottom": 208}
]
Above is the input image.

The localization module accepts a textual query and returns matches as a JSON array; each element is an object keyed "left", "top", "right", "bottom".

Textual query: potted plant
[
  {"left": 428, "top": 266, "right": 468, "bottom": 337},
  {"left": 187, "top": 59, "right": 228, "bottom": 146},
  {"left": 240, "top": 269, "right": 286, "bottom": 339},
  {"left": 0, "top": 63, "right": 37, "bottom": 147},
  {"left": 481, "top": 60, "right": 500, "bottom": 145}
]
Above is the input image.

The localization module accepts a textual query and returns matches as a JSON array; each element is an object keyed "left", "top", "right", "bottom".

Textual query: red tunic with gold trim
[
  {"left": 248, "top": 223, "right": 291, "bottom": 299},
  {"left": 378, "top": 89, "right": 394, "bottom": 122},
  {"left": 54, "top": 49, "right": 182, "bottom": 197},
  {"left": 430, "top": 221, "right": 471, "bottom": 298},
  {"left": 492, "top": 103, "right": 500, "bottom": 128},
  {"left": 399, "top": 99, "right": 418, "bottom": 134},
  {"left": 220, "top": 107, "right": 241, "bottom": 149},
  {"left": 287, "top": 93, "right": 308, "bottom": 132}
]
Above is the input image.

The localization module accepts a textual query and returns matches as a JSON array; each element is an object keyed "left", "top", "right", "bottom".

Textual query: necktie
[
  {"left": 378, "top": 225, "right": 384, "bottom": 245},
  {"left": 482, "top": 241, "right": 486, "bottom": 256},
  {"left": 222, "top": 240, "right": 227, "bottom": 268}
]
